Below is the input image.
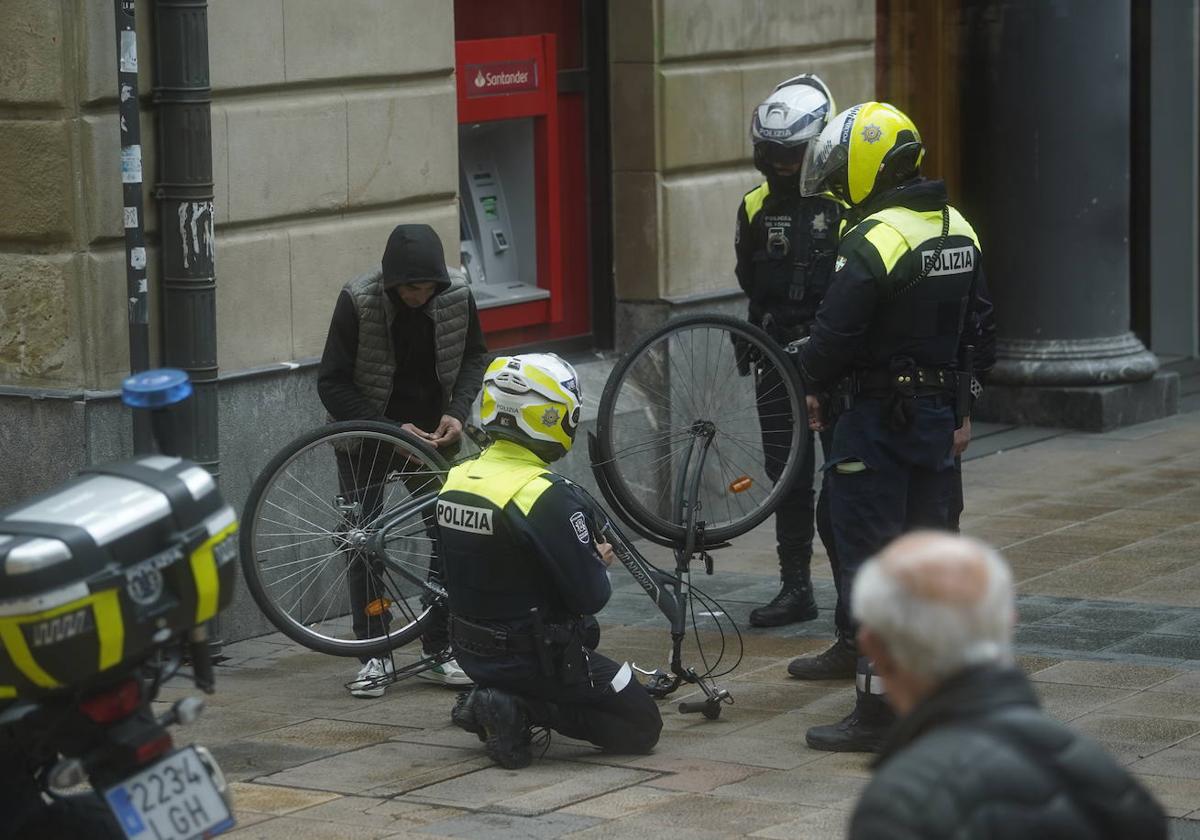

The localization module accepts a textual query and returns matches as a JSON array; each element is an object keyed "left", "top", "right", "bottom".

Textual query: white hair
[{"left": 851, "top": 538, "right": 1015, "bottom": 681}]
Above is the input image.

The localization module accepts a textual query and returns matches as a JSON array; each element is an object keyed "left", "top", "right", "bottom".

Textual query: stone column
[{"left": 961, "top": 0, "right": 1177, "bottom": 430}]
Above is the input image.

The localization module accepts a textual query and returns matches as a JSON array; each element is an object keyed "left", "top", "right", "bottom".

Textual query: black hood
[
  {"left": 381, "top": 224, "right": 451, "bottom": 291},
  {"left": 860, "top": 177, "right": 948, "bottom": 218}
]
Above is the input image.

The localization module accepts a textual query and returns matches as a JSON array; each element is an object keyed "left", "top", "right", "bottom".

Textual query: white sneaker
[
  {"left": 417, "top": 658, "right": 473, "bottom": 687},
  {"left": 348, "top": 657, "right": 393, "bottom": 698}
]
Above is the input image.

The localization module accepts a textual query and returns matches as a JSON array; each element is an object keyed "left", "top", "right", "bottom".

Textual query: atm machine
[
  {"left": 455, "top": 34, "right": 563, "bottom": 332},
  {"left": 458, "top": 119, "right": 548, "bottom": 308}
]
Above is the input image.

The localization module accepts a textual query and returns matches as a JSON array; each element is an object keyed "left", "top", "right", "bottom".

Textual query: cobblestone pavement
[{"left": 166, "top": 411, "right": 1200, "bottom": 839}]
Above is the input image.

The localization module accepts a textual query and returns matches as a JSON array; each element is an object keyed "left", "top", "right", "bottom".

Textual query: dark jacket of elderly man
[
  {"left": 849, "top": 532, "right": 1166, "bottom": 840},
  {"left": 850, "top": 664, "right": 1166, "bottom": 839}
]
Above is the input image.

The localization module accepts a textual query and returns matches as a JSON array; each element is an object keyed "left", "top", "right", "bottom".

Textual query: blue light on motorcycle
[{"left": 121, "top": 368, "right": 193, "bottom": 409}]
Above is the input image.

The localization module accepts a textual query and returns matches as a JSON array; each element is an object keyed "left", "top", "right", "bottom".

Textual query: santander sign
[{"left": 466, "top": 59, "right": 540, "bottom": 98}]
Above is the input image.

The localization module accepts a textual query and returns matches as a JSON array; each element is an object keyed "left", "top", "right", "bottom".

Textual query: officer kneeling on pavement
[
  {"left": 789, "top": 102, "right": 996, "bottom": 752},
  {"left": 439, "top": 354, "right": 663, "bottom": 769}
]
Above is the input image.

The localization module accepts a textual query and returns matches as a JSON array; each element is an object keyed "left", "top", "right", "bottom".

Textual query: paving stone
[
  {"left": 1017, "top": 654, "right": 1064, "bottom": 676},
  {"left": 1015, "top": 623, "right": 1137, "bottom": 654},
  {"left": 222, "top": 814, "right": 401, "bottom": 839},
  {"left": 1155, "top": 613, "right": 1200, "bottom": 637},
  {"left": 1131, "top": 747, "right": 1200, "bottom": 781},
  {"left": 211, "top": 740, "right": 340, "bottom": 783},
  {"left": 1150, "top": 673, "right": 1200, "bottom": 695},
  {"left": 1031, "top": 682, "right": 1137, "bottom": 722},
  {"left": 712, "top": 765, "right": 870, "bottom": 810},
  {"left": 1070, "top": 713, "right": 1200, "bottom": 765},
  {"left": 1167, "top": 817, "right": 1200, "bottom": 837},
  {"left": 749, "top": 806, "right": 854, "bottom": 839},
  {"left": 1029, "top": 660, "right": 1180, "bottom": 690},
  {"left": 246, "top": 718, "right": 415, "bottom": 751},
  {"left": 557, "top": 784, "right": 685, "bottom": 818},
  {"left": 285, "top": 796, "right": 467, "bottom": 832},
  {"left": 227, "top": 782, "right": 341, "bottom": 816},
  {"left": 415, "top": 810, "right": 602, "bottom": 839},
  {"left": 256, "top": 741, "right": 483, "bottom": 795},
  {"left": 1042, "top": 604, "right": 1189, "bottom": 633},
  {"left": 631, "top": 755, "right": 767, "bottom": 792},
  {"left": 1104, "top": 692, "right": 1200, "bottom": 723},
  {"left": 576, "top": 791, "right": 818, "bottom": 838},
  {"left": 1106, "top": 635, "right": 1200, "bottom": 661},
  {"left": 666, "top": 714, "right": 838, "bottom": 771},
  {"left": 402, "top": 761, "right": 657, "bottom": 815}
]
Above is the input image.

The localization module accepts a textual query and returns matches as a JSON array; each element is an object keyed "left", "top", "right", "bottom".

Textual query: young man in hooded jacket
[{"left": 319, "top": 223, "right": 489, "bottom": 696}]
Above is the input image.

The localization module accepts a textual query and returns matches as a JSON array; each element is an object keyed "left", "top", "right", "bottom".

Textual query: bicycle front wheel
[
  {"left": 594, "top": 314, "right": 807, "bottom": 544},
  {"left": 240, "top": 421, "right": 449, "bottom": 657}
]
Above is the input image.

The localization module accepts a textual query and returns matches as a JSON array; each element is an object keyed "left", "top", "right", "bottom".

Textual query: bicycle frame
[{"left": 358, "top": 430, "right": 735, "bottom": 717}]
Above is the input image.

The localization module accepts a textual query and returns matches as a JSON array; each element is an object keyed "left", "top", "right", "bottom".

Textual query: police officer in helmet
[
  {"left": 441, "top": 354, "right": 663, "bottom": 769},
  {"left": 736, "top": 74, "right": 843, "bottom": 628},
  {"left": 790, "top": 102, "right": 996, "bottom": 751}
]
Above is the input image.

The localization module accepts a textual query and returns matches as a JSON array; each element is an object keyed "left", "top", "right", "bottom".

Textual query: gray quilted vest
[{"left": 343, "top": 268, "right": 471, "bottom": 416}]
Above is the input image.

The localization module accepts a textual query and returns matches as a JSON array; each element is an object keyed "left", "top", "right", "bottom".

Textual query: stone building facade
[{"left": 0, "top": 0, "right": 875, "bottom": 640}]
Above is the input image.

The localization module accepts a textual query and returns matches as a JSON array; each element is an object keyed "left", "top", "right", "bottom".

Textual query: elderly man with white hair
[{"left": 848, "top": 531, "right": 1166, "bottom": 840}]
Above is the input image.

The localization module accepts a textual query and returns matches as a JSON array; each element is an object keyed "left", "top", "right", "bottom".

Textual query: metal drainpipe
[
  {"left": 153, "top": 0, "right": 223, "bottom": 652},
  {"left": 113, "top": 0, "right": 152, "bottom": 453},
  {"left": 152, "top": 0, "right": 218, "bottom": 479}
]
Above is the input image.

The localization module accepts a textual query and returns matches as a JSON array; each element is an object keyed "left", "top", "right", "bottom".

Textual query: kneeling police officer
[
  {"left": 439, "top": 353, "right": 663, "bottom": 769},
  {"left": 791, "top": 102, "right": 995, "bottom": 751}
]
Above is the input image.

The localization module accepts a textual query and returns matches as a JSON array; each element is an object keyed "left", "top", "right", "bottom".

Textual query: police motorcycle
[{"left": 0, "top": 370, "right": 239, "bottom": 839}]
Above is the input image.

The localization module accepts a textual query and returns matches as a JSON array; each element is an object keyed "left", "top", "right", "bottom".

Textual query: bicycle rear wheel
[
  {"left": 594, "top": 314, "right": 806, "bottom": 544},
  {"left": 240, "top": 421, "right": 448, "bottom": 657}
]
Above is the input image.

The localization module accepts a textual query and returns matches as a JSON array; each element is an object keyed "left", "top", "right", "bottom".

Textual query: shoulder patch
[
  {"left": 835, "top": 255, "right": 847, "bottom": 272},
  {"left": 569, "top": 510, "right": 590, "bottom": 544}
]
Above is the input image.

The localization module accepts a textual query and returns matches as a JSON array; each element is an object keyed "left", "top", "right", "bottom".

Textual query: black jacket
[
  {"left": 850, "top": 666, "right": 1167, "bottom": 840},
  {"left": 798, "top": 178, "right": 996, "bottom": 391},
  {"left": 317, "top": 224, "right": 488, "bottom": 427},
  {"left": 734, "top": 178, "right": 843, "bottom": 334}
]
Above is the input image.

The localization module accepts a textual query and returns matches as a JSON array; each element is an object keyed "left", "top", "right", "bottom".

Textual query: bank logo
[
  {"left": 474, "top": 70, "right": 486, "bottom": 88},
  {"left": 438, "top": 500, "right": 494, "bottom": 535}
]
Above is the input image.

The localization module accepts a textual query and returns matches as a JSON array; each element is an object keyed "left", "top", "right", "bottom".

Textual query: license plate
[{"left": 105, "top": 746, "right": 235, "bottom": 839}]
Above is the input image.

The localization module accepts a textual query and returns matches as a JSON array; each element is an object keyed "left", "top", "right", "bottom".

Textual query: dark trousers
[
  {"left": 474, "top": 650, "right": 663, "bottom": 755},
  {"left": 757, "top": 366, "right": 837, "bottom": 567},
  {"left": 336, "top": 441, "right": 448, "bottom": 661},
  {"left": 825, "top": 397, "right": 958, "bottom": 638}
]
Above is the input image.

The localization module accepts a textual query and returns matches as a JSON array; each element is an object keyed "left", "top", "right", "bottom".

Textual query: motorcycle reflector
[
  {"left": 728, "top": 476, "right": 753, "bottom": 494},
  {"left": 79, "top": 678, "right": 141, "bottom": 724},
  {"left": 134, "top": 732, "right": 174, "bottom": 765}
]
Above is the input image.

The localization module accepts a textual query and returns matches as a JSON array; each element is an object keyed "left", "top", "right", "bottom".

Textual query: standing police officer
[
  {"left": 439, "top": 354, "right": 662, "bottom": 769},
  {"left": 790, "top": 102, "right": 996, "bottom": 752},
  {"left": 735, "top": 74, "right": 843, "bottom": 628}
]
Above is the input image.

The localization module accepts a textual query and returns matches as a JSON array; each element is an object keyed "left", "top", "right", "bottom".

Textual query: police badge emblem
[
  {"left": 541, "top": 407, "right": 560, "bottom": 427},
  {"left": 860, "top": 124, "right": 883, "bottom": 144}
]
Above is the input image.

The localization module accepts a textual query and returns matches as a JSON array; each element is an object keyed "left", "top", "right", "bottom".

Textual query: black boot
[
  {"left": 451, "top": 689, "right": 485, "bottom": 742},
  {"left": 787, "top": 635, "right": 858, "bottom": 680},
  {"left": 473, "top": 688, "right": 533, "bottom": 769},
  {"left": 750, "top": 556, "right": 818, "bottom": 627},
  {"left": 804, "top": 659, "right": 894, "bottom": 753}
]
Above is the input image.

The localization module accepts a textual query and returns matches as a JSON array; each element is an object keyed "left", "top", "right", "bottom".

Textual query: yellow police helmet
[
  {"left": 481, "top": 353, "right": 582, "bottom": 462},
  {"left": 799, "top": 101, "right": 925, "bottom": 205}
]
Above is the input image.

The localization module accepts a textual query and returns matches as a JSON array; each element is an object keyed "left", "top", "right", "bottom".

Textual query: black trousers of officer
[
  {"left": 335, "top": 441, "right": 449, "bottom": 661},
  {"left": 460, "top": 649, "right": 663, "bottom": 755},
  {"left": 825, "top": 396, "right": 958, "bottom": 641},
  {"left": 757, "top": 364, "right": 837, "bottom": 568}
]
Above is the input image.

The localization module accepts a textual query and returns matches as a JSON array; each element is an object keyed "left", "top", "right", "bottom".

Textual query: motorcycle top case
[{"left": 0, "top": 456, "right": 237, "bottom": 700}]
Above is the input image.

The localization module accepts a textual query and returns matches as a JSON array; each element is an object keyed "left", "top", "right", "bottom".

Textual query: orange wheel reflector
[
  {"left": 729, "top": 476, "right": 753, "bottom": 493},
  {"left": 365, "top": 598, "right": 392, "bottom": 617}
]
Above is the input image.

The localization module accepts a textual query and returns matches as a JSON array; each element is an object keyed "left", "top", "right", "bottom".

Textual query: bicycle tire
[
  {"left": 594, "top": 314, "right": 806, "bottom": 544},
  {"left": 240, "top": 421, "right": 449, "bottom": 658}
]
